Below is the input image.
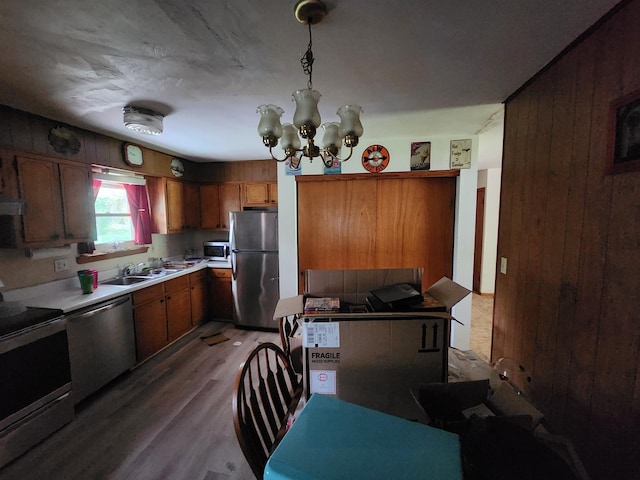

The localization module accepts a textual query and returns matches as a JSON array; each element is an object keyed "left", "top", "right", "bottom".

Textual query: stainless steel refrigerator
[{"left": 229, "top": 211, "right": 279, "bottom": 330}]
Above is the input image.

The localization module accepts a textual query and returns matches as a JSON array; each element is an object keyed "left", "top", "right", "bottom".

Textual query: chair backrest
[
  {"left": 278, "top": 314, "right": 304, "bottom": 373},
  {"left": 233, "top": 342, "right": 302, "bottom": 479},
  {"left": 278, "top": 314, "right": 298, "bottom": 359}
]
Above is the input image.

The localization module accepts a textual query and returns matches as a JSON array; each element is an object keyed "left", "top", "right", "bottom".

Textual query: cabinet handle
[{"left": 160, "top": 299, "right": 164, "bottom": 303}]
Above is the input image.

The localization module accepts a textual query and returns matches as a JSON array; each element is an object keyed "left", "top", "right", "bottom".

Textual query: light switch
[{"left": 500, "top": 257, "right": 507, "bottom": 275}]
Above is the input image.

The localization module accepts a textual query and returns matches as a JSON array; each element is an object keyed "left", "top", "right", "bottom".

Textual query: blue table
[{"left": 264, "top": 394, "right": 462, "bottom": 480}]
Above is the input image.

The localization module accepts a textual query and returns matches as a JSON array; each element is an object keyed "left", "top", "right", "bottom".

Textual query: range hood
[{"left": 0, "top": 199, "right": 24, "bottom": 215}]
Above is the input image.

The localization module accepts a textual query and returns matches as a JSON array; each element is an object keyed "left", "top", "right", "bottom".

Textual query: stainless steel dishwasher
[{"left": 66, "top": 295, "right": 136, "bottom": 405}]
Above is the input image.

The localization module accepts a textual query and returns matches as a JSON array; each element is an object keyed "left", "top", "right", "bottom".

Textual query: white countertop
[{"left": 6, "top": 259, "right": 231, "bottom": 314}]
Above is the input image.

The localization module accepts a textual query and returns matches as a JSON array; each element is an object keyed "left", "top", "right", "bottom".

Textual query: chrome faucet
[{"left": 122, "top": 264, "right": 134, "bottom": 276}]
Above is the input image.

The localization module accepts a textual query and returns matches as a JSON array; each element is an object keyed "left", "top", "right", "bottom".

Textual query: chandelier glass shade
[{"left": 257, "top": 0, "right": 363, "bottom": 168}]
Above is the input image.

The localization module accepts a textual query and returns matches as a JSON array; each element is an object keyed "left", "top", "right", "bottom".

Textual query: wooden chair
[
  {"left": 278, "top": 314, "right": 303, "bottom": 374},
  {"left": 232, "top": 342, "right": 303, "bottom": 479}
]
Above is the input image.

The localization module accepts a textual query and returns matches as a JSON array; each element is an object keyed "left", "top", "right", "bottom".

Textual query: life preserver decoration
[{"left": 361, "top": 144, "right": 390, "bottom": 173}]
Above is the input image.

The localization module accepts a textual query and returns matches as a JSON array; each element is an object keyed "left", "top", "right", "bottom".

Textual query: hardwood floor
[
  {"left": 0, "top": 322, "right": 280, "bottom": 480},
  {"left": 1, "top": 311, "right": 494, "bottom": 480},
  {"left": 470, "top": 293, "right": 494, "bottom": 363}
]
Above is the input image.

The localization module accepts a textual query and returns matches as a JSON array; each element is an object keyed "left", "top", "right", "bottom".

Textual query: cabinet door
[
  {"left": 210, "top": 269, "right": 233, "bottom": 319},
  {"left": 200, "top": 183, "right": 220, "bottom": 229},
  {"left": 190, "top": 271, "right": 208, "bottom": 325},
  {"left": 59, "top": 162, "right": 95, "bottom": 241},
  {"left": 190, "top": 280, "right": 207, "bottom": 325},
  {"left": 244, "top": 183, "right": 269, "bottom": 206},
  {"left": 166, "top": 179, "right": 184, "bottom": 233},
  {"left": 297, "top": 176, "right": 456, "bottom": 293},
  {"left": 374, "top": 178, "right": 455, "bottom": 289},
  {"left": 166, "top": 287, "right": 192, "bottom": 341},
  {"left": 16, "top": 156, "right": 63, "bottom": 244},
  {"left": 244, "top": 182, "right": 278, "bottom": 207},
  {"left": 298, "top": 179, "right": 376, "bottom": 273},
  {"left": 268, "top": 182, "right": 278, "bottom": 204},
  {"left": 183, "top": 182, "right": 201, "bottom": 229},
  {"left": 218, "top": 183, "right": 241, "bottom": 229},
  {"left": 134, "top": 298, "right": 168, "bottom": 362}
]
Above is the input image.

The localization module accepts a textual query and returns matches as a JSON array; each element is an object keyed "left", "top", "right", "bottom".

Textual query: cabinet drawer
[
  {"left": 210, "top": 268, "right": 231, "bottom": 278},
  {"left": 165, "top": 275, "right": 190, "bottom": 292},
  {"left": 133, "top": 283, "right": 165, "bottom": 306},
  {"left": 189, "top": 269, "right": 206, "bottom": 283}
]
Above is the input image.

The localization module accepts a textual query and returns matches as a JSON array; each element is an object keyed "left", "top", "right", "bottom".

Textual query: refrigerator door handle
[{"left": 231, "top": 252, "right": 237, "bottom": 280}]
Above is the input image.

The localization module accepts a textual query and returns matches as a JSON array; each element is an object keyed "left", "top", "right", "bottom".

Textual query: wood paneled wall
[
  {"left": 0, "top": 106, "right": 275, "bottom": 183},
  {"left": 495, "top": 1, "right": 640, "bottom": 478}
]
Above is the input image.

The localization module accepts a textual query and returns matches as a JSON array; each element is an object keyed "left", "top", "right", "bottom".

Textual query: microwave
[{"left": 203, "top": 241, "right": 230, "bottom": 261}]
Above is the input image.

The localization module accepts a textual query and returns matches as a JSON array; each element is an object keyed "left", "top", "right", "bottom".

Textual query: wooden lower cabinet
[
  {"left": 165, "top": 276, "right": 192, "bottom": 342},
  {"left": 132, "top": 284, "right": 168, "bottom": 363},
  {"left": 189, "top": 270, "right": 208, "bottom": 325},
  {"left": 209, "top": 268, "right": 233, "bottom": 320},
  {"left": 132, "top": 273, "right": 201, "bottom": 363}
]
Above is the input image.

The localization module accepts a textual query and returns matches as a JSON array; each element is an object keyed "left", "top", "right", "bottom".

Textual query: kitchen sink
[
  {"left": 135, "top": 269, "right": 179, "bottom": 277},
  {"left": 101, "top": 276, "right": 150, "bottom": 286}
]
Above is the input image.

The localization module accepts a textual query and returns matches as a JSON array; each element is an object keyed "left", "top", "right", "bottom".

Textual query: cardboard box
[
  {"left": 302, "top": 311, "right": 453, "bottom": 419},
  {"left": 274, "top": 269, "right": 471, "bottom": 419}
]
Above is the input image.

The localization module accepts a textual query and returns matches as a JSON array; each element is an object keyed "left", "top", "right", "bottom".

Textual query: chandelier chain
[{"left": 300, "top": 21, "right": 314, "bottom": 89}]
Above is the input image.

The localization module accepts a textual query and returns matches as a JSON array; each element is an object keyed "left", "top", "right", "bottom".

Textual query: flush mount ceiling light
[
  {"left": 123, "top": 106, "right": 163, "bottom": 135},
  {"left": 257, "top": 0, "right": 363, "bottom": 169}
]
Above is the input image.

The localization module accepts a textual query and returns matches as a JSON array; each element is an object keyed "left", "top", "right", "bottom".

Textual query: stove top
[{"left": 0, "top": 307, "right": 65, "bottom": 338}]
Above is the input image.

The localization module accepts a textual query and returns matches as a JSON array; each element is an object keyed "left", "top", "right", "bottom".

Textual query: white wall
[
  {"left": 477, "top": 168, "right": 502, "bottom": 294},
  {"left": 277, "top": 131, "right": 481, "bottom": 350}
]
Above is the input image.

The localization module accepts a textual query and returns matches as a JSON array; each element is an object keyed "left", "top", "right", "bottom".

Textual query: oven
[
  {"left": 203, "top": 241, "right": 230, "bottom": 261},
  {"left": 0, "top": 308, "right": 74, "bottom": 468}
]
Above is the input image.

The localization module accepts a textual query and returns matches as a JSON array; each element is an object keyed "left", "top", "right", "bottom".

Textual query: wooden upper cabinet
[
  {"left": 183, "top": 182, "right": 201, "bottom": 230},
  {"left": 13, "top": 155, "right": 94, "bottom": 247},
  {"left": 200, "top": 182, "right": 241, "bottom": 230},
  {"left": 200, "top": 183, "right": 220, "bottom": 229},
  {"left": 17, "top": 156, "right": 63, "bottom": 244},
  {"left": 165, "top": 179, "right": 184, "bottom": 233},
  {"left": 58, "top": 162, "right": 95, "bottom": 241},
  {"left": 243, "top": 182, "right": 278, "bottom": 207},
  {"left": 148, "top": 176, "right": 185, "bottom": 234},
  {"left": 218, "top": 183, "right": 241, "bottom": 229},
  {"left": 297, "top": 173, "right": 457, "bottom": 293}
]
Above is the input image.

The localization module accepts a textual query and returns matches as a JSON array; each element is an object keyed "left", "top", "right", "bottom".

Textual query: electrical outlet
[
  {"left": 54, "top": 259, "right": 69, "bottom": 272},
  {"left": 500, "top": 257, "right": 508, "bottom": 275}
]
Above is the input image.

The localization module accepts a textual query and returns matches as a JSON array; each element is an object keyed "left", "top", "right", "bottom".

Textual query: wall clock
[
  {"left": 361, "top": 144, "right": 390, "bottom": 173},
  {"left": 123, "top": 143, "right": 144, "bottom": 167}
]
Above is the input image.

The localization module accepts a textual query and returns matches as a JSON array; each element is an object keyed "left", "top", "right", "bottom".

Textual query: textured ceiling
[{"left": 0, "top": 0, "right": 621, "bottom": 168}]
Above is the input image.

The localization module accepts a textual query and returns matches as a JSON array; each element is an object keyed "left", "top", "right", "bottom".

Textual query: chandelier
[{"left": 257, "top": 0, "right": 363, "bottom": 169}]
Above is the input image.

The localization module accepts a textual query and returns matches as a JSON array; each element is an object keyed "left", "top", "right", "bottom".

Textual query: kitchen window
[
  {"left": 94, "top": 182, "right": 135, "bottom": 246},
  {"left": 92, "top": 171, "right": 152, "bottom": 249}
]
